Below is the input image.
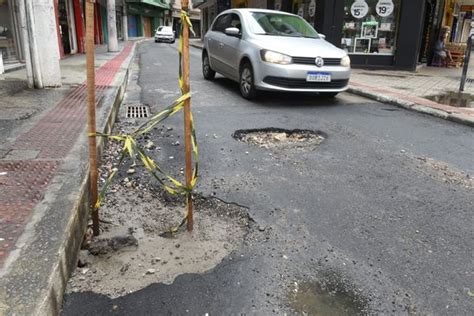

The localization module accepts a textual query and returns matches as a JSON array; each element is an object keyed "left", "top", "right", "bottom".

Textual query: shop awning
[{"left": 126, "top": 0, "right": 170, "bottom": 10}]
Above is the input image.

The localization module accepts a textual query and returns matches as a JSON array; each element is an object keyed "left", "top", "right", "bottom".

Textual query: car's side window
[
  {"left": 229, "top": 14, "right": 242, "bottom": 33},
  {"left": 212, "top": 14, "right": 231, "bottom": 33}
]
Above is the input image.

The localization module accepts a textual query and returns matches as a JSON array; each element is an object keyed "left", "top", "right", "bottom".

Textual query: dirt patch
[
  {"left": 415, "top": 156, "right": 473, "bottom": 190},
  {"left": 233, "top": 128, "right": 325, "bottom": 149},
  {"left": 66, "top": 128, "right": 252, "bottom": 298}
]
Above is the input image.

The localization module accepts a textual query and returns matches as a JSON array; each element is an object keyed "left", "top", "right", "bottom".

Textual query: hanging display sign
[
  {"left": 297, "top": 5, "right": 304, "bottom": 17},
  {"left": 351, "top": 0, "right": 369, "bottom": 19},
  {"left": 376, "top": 0, "right": 394, "bottom": 17},
  {"left": 308, "top": 0, "right": 316, "bottom": 17},
  {"left": 274, "top": 0, "right": 281, "bottom": 11}
]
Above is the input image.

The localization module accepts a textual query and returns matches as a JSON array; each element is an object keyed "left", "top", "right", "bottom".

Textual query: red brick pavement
[{"left": 0, "top": 42, "right": 133, "bottom": 268}]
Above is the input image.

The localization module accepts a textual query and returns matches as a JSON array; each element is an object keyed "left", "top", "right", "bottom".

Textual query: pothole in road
[
  {"left": 65, "top": 123, "right": 254, "bottom": 298},
  {"left": 288, "top": 278, "right": 368, "bottom": 315},
  {"left": 233, "top": 128, "right": 325, "bottom": 149}
]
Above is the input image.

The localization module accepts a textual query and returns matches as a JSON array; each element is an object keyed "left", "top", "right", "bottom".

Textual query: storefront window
[
  {"left": 290, "top": 0, "right": 317, "bottom": 26},
  {"left": 342, "top": 0, "right": 400, "bottom": 55},
  {"left": 0, "top": 0, "right": 18, "bottom": 63}
]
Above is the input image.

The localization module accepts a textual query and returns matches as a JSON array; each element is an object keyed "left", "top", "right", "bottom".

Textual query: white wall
[{"left": 32, "top": 0, "right": 61, "bottom": 87}]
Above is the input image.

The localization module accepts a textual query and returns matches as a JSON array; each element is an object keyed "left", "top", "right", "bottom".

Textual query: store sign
[
  {"left": 308, "top": 0, "right": 316, "bottom": 18},
  {"left": 376, "top": 0, "right": 394, "bottom": 17},
  {"left": 351, "top": 0, "right": 369, "bottom": 19},
  {"left": 274, "top": 0, "right": 281, "bottom": 11}
]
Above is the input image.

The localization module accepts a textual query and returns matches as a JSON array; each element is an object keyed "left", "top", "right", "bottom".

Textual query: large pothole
[
  {"left": 233, "top": 128, "right": 325, "bottom": 149},
  {"left": 66, "top": 125, "right": 253, "bottom": 298},
  {"left": 288, "top": 276, "right": 369, "bottom": 315}
]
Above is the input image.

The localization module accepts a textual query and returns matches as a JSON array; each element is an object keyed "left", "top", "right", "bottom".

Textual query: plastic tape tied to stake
[{"left": 90, "top": 11, "right": 198, "bottom": 234}]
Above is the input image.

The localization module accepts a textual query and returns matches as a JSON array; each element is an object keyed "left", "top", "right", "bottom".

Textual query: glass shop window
[{"left": 342, "top": 0, "right": 401, "bottom": 55}]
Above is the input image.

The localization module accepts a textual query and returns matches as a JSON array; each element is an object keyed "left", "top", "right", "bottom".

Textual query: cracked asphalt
[{"left": 62, "top": 41, "right": 474, "bottom": 315}]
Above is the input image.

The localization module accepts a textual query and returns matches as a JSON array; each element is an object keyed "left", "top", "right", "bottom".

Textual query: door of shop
[
  {"left": 128, "top": 15, "right": 138, "bottom": 37},
  {"left": 144, "top": 17, "right": 152, "bottom": 37},
  {"left": 58, "top": 0, "right": 77, "bottom": 55}
]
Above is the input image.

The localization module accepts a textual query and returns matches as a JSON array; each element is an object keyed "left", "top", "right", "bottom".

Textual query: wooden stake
[
  {"left": 86, "top": 0, "right": 99, "bottom": 236},
  {"left": 182, "top": 0, "right": 193, "bottom": 232}
]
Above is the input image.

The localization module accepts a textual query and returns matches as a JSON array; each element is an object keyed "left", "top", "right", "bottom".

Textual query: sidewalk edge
[
  {"left": 348, "top": 86, "right": 474, "bottom": 128},
  {"left": 34, "top": 41, "right": 141, "bottom": 315}
]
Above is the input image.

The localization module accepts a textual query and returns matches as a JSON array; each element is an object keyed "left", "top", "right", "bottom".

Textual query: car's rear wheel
[
  {"left": 240, "top": 62, "right": 257, "bottom": 100},
  {"left": 320, "top": 92, "right": 339, "bottom": 98},
  {"left": 202, "top": 52, "right": 215, "bottom": 80}
]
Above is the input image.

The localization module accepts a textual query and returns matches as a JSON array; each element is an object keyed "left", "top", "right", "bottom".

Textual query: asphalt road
[{"left": 62, "top": 41, "right": 474, "bottom": 315}]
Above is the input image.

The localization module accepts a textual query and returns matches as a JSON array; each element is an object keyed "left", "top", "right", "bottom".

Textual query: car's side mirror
[
  {"left": 224, "top": 27, "right": 241, "bottom": 37},
  {"left": 319, "top": 34, "right": 326, "bottom": 39}
]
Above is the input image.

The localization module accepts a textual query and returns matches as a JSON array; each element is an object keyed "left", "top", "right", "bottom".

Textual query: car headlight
[
  {"left": 341, "top": 55, "right": 351, "bottom": 67},
  {"left": 261, "top": 50, "right": 292, "bottom": 65}
]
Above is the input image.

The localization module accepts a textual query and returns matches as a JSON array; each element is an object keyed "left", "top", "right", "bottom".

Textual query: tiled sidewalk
[
  {"left": 0, "top": 39, "right": 141, "bottom": 315},
  {"left": 0, "top": 42, "right": 133, "bottom": 269}
]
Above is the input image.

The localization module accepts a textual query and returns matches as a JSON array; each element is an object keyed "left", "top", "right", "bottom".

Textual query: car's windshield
[
  {"left": 248, "top": 12, "right": 319, "bottom": 38},
  {"left": 157, "top": 26, "right": 172, "bottom": 33}
]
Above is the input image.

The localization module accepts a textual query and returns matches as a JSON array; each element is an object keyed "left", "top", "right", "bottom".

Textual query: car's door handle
[{"left": 218, "top": 43, "right": 224, "bottom": 49}]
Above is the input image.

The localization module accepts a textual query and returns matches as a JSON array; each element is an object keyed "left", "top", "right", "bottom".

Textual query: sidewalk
[
  {"left": 0, "top": 40, "right": 142, "bottom": 315},
  {"left": 189, "top": 39, "right": 474, "bottom": 126}
]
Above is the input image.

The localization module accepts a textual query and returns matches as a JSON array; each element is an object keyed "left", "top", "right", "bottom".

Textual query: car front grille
[
  {"left": 292, "top": 57, "right": 341, "bottom": 66},
  {"left": 263, "top": 77, "right": 349, "bottom": 89}
]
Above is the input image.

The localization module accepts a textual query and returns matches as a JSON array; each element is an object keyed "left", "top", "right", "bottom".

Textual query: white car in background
[{"left": 155, "top": 26, "right": 175, "bottom": 43}]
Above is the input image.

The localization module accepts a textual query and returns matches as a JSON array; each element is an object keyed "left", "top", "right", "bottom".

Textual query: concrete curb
[
  {"left": 348, "top": 86, "right": 474, "bottom": 128},
  {"left": 0, "top": 40, "right": 143, "bottom": 316}
]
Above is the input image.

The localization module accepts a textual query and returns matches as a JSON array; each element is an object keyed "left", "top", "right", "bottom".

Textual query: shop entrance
[
  {"left": 0, "top": 0, "right": 19, "bottom": 64},
  {"left": 144, "top": 17, "right": 152, "bottom": 37},
  {"left": 58, "top": 0, "right": 78, "bottom": 55}
]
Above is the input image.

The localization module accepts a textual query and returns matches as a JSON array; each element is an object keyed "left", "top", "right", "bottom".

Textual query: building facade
[
  {"left": 168, "top": 0, "right": 201, "bottom": 38},
  {"left": 125, "top": 0, "right": 170, "bottom": 37},
  {"left": 196, "top": 0, "right": 474, "bottom": 71}
]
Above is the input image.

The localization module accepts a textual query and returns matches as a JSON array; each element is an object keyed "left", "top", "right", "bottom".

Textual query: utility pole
[
  {"left": 25, "top": 0, "right": 43, "bottom": 88},
  {"left": 460, "top": 23, "right": 474, "bottom": 92},
  {"left": 17, "top": 0, "right": 33, "bottom": 88},
  {"left": 181, "top": 0, "right": 193, "bottom": 231},
  {"left": 107, "top": 0, "right": 119, "bottom": 52},
  {"left": 122, "top": 4, "right": 128, "bottom": 41},
  {"left": 86, "top": 0, "right": 100, "bottom": 236}
]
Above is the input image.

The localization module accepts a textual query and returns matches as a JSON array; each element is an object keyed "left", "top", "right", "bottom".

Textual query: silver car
[{"left": 202, "top": 9, "right": 351, "bottom": 99}]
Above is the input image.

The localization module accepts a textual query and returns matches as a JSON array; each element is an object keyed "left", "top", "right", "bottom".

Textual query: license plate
[{"left": 306, "top": 72, "right": 331, "bottom": 82}]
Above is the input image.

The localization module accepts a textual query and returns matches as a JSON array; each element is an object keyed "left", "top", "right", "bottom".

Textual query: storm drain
[
  {"left": 126, "top": 105, "right": 150, "bottom": 118},
  {"left": 233, "top": 128, "right": 325, "bottom": 149}
]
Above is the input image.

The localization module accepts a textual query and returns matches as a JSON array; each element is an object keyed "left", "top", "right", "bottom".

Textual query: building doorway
[
  {"left": 143, "top": 17, "right": 152, "bottom": 37},
  {"left": 0, "top": 0, "right": 19, "bottom": 64},
  {"left": 58, "top": 0, "right": 78, "bottom": 55}
]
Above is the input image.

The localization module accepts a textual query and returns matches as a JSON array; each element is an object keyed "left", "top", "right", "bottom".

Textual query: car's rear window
[{"left": 248, "top": 12, "right": 319, "bottom": 39}]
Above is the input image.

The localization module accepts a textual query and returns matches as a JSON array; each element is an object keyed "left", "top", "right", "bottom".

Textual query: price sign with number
[
  {"left": 376, "top": 0, "right": 394, "bottom": 17},
  {"left": 351, "top": 0, "right": 369, "bottom": 19}
]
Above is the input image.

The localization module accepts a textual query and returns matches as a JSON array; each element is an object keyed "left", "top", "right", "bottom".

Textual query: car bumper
[
  {"left": 254, "top": 62, "right": 351, "bottom": 92},
  {"left": 155, "top": 36, "right": 175, "bottom": 42}
]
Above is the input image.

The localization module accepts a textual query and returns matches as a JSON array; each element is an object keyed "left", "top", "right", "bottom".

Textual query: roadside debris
[{"left": 233, "top": 128, "right": 325, "bottom": 149}]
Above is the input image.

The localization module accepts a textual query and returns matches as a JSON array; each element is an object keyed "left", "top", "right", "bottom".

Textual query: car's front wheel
[
  {"left": 202, "top": 52, "right": 215, "bottom": 80},
  {"left": 240, "top": 62, "right": 257, "bottom": 99}
]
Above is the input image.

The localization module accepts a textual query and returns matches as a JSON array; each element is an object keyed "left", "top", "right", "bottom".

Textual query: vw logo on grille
[{"left": 315, "top": 57, "right": 324, "bottom": 67}]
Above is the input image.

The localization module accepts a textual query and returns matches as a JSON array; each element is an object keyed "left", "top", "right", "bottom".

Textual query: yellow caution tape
[{"left": 90, "top": 11, "right": 198, "bottom": 233}]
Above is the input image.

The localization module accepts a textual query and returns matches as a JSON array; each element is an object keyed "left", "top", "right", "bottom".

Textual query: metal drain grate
[{"left": 126, "top": 105, "right": 150, "bottom": 118}]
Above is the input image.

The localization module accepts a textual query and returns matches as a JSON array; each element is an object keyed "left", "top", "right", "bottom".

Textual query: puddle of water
[
  {"left": 289, "top": 281, "right": 367, "bottom": 316},
  {"left": 426, "top": 92, "right": 474, "bottom": 108}
]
